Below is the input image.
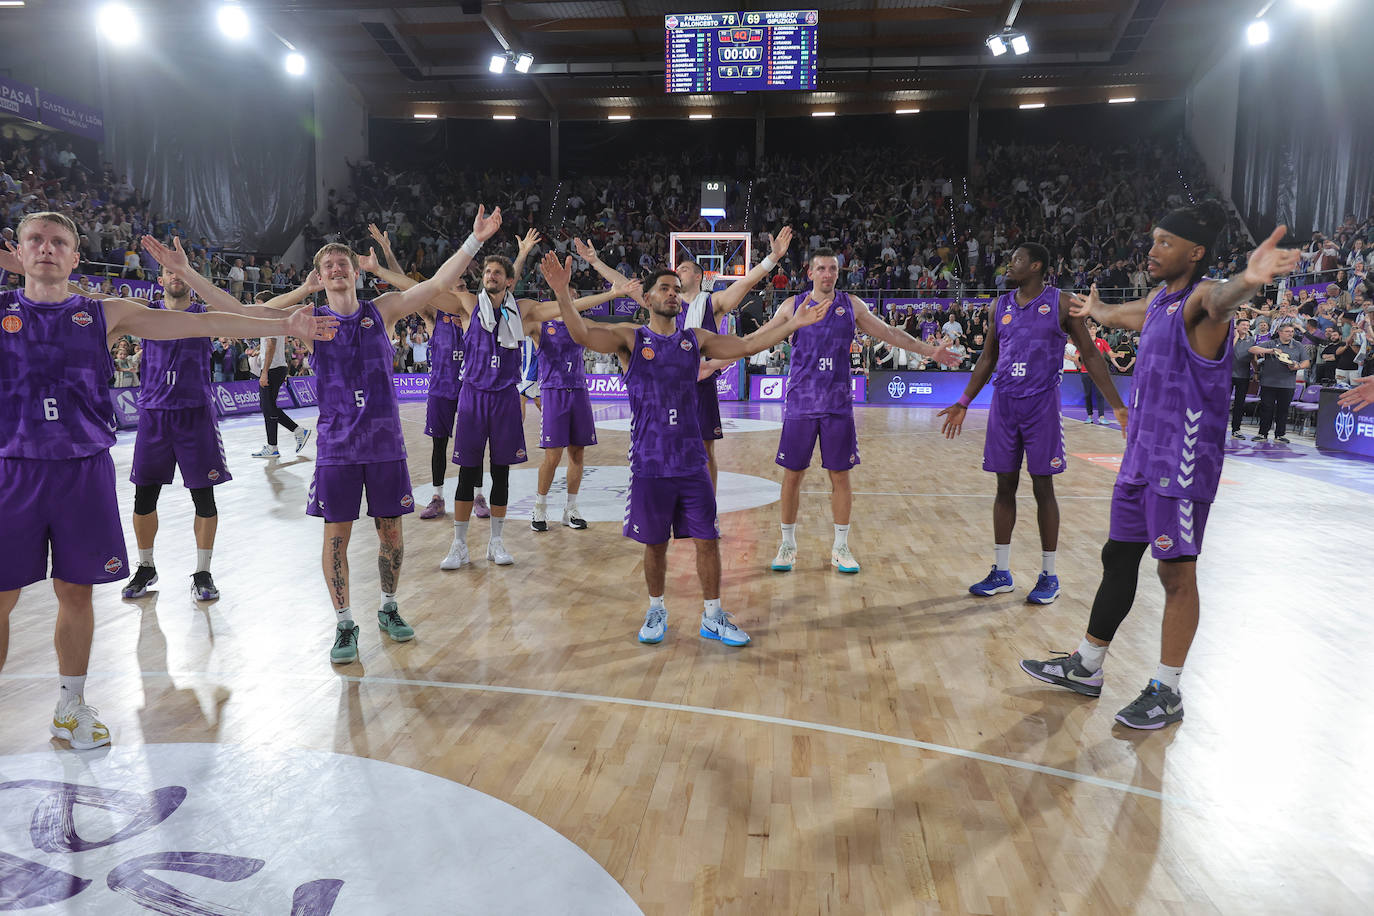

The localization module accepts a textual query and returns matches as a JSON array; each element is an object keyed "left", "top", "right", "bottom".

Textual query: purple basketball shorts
[
  {"left": 453, "top": 386, "right": 527, "bottom": 467},
  {"left": 1109, "top": 480, "right": 1211, "bottom": 559},
  {"left": 424, "top": 393, "right": 459, "bottom": 439},
  {"left": 130, "top": 405, "right": 232, "bottom": 488},
  {"left": 539, "top": 388, "right": 598, "bottom": 450},
  {"left": 982, "top": 388, "right": 1065, "bottom": 476},
  {"left": 697, "top": 378, "right": 723, "bottom": 441},
  {"left": 623, "top": 467, "right": 719, "bottom": 544},
  {"left": 306, "top": 459, "right": 415, "bottom": 523},
  {"left": 775, "top": 413, "right": 860, "bottom": 472},
  {"left": 0, "top": 453, "right": 128, "bottom": 590}
]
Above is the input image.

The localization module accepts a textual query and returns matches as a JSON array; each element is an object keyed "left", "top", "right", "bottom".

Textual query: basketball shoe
[
  {"left": 51, "top": 695, "right": 111, "bottom": 749},
  {"left": 638, "top": 607, "right": 667, "bottom": 644},
  {"left": 699, "top": 610, "right": 750, "bottom": 646},
  {"left": 330, "top": 622, "right": 360, "bottom": 664},
  {"left": 969, "top": 566, "right": 1014, "bottom": 596},
  {"left": 1019, "top": 651, "right": 1103, "bottom": 697},
  {"left": 771, "top": 543, "right": 797, "bottom": 571},
  {"left": 1114, "top": 681, "right": 1184, "bottom": 729}
]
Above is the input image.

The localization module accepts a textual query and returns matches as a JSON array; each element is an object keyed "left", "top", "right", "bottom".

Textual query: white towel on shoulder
[{"left": 477, "top": 289, "right": 525, "bottom": 349}]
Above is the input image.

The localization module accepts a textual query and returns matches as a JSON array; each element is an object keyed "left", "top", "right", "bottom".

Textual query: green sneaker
[
  {"left": 330, "top": 622, "right": 360, "bottom": 664},
  {"left": 377, "top": 602, "right": 415, "bottom": 642}
]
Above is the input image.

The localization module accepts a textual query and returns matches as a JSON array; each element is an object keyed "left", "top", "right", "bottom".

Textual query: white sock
[
  {"left": 59, "top": 675, "right": 86, "bottom": 704},
  {"left": 994, "top": 544, "right": 1011, "bottom": 571},
  {"left": 432, "top": 485, "right": 443, "bottom": 501},
  {"left": 196, "top": 548, "right": 212, "bottom": 574},
  {"left": 454, "top": 520, "right": 469, "bottom": 542},
  {"left": 780, "top": 523, "right": 797, "bottom": 548},
  {"left": 832, "top": 524, "right": 849, "bottom": 549},
  {"left": 1041, "top": 551, "right": 1056, "bottom": 576},
  {"left": 535, "top": 493, "right": 547, "bottom": 510},
  {"left": 138, "top": 548, "right": 154, "bottom": 567},
  {"left": 379, "top": 591, "right": 396, "bottom": 610},
  {"left": 649, "top": 595, "right": 665, "bottom": 610},
  {"left": 566, "top": 494, "right": 579, "bottom": 512},
  {"left": 1076, "top": 637, "right": 1107, "bottom": 671},
  {"left": 490, "top": 517, "right": 505, "bottom": 538},
  {"left": 335, "top": 605, "right": 353, "bottom": 626},
  {"left": 1153, "top": 664, "right": 1184, "bottom": 692},
  {"left": 703, "top": 598, "right": 722, "bottom": 619}
]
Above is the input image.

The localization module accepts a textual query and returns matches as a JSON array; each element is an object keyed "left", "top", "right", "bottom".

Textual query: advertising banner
[
  {"left": 0, "top": 77, "right": 40, "bottom": 123},
  {"left": 288, "top": 376, "right": 318, "bottom": 408},
  {"left": 109, "top": 387, "right": 141, "bottom": 429},
  {"left": 38, "top": 89, "right": 105, "bottom": 142},
  {"left": 866, "top": 371, "right": 1132, "bottom": 409},
  {"left": 392, "top": 373, "right": 430, "bottom": 401},
  {"left": 211, "top": 380, "right": 294, "bottom": 417},
  {"left": 747, "top": 374, "right": 867, "bottom": 404},
  {"left": 1316, "top": 387, "right": 1374, "bottom": 456}
]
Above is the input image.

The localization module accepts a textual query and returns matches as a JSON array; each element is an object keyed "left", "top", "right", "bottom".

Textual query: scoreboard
[{"left": 665, "top": 10, "right": 819, "bottom": 93}]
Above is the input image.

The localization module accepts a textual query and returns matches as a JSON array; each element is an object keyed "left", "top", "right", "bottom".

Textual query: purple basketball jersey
[
  {"left": 461, "top": 293, "right": 521, "bottom": 391},
  {"left": 785, "top": 291, "right": 856, "bottom": 419},
  {"left": 624, "top": 325, "right": 707, "bottom": 476},
  {"left": 0, "top": 290, "right": 116, "bottom": 459},
  {"left": 992, "top": 286, "right": 1066, "bottom": 396},
  {"left": 537, "top": 320, "right": 586, "bottom": 389},
  {"left": 1118, "top": 283, "right": 1232, "bottom": 500},
  {"left": 306, "top": 300, "right": 406, "bottom": 466},
  {"left": 428, "top": 308, "right": 465, "bottom": 399},
  {"left": 136, "top": 300, "right": 214, "bottom": 410}
]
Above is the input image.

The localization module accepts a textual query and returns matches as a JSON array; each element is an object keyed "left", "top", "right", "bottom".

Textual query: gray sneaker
[
  {"left": 1114, "top": 681, "right": 1184, "bottom": 730},
  {"left": 377, "top": 602, "right": 415, "bottom": 642},
  {"left": 1019, "top": 651, "right": 1103, "bottom": 697}
]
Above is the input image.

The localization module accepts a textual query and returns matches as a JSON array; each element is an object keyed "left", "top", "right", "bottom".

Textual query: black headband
[{"left": 1158, "top": 207, "right": 1222, "bottom": 251}]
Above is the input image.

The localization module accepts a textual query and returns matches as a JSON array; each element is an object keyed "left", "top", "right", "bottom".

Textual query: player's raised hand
[
  {"left": 358, "top": 248, "right": 382, "bottom": 274},
  {"left": 769, "top": 226, "right": 793, "bottom": 262},
  {"left": 367, "top": 223, "right": 391, "bottom": 251},
  {"left": 518, "top": 228, "right": 543, "bottom": 256},
  {"left": 931, "top": 344, "right": 961, "bottom": 367},
  {"left": 285, "top": 305, "right": 339, "bottom": 342},
  {"left": 0, "top": 239, "right": 23, "bottom": 275},
  {"left": 302, "top": 269, "right": 325, "bottom": 295},
  {"left": 540, "top": 251, "right": 573, "bottom": 291},
  {"left": 1243, "top": 225, "right": 1302, "bottom": 286},
  {"left": 572, "top": 237, "right": 600, "bottom": 264},
  {"left": 1338, "top": 376, "right": 1374, "bottom": 411},
  {"left": 792, "top": 297, "right": 830, "bottom": 327},
  {"left": 936, "top": 404, "right": 966, "bottom": 439},
  {"left": 611, "top": 277, "right": 643, "bottom": 300},
  {"left": 473, "top": 205, "right": 502, "bottom": 242},
  {"left": 1068, "top": 286, "right": 1100, "bottom": 320},
  {"left": 141, "top": 235, "right": 191, "bottom": 273}
]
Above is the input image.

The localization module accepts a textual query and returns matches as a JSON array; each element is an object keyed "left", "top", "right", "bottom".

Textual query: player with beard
[
  {"left": 937, "top": 242, "right": 1125, "bottom": 605},
  {"left": 542, "top": 252, "right": 826, "bottom": 646},
  {"left": 1020, "top": 204, "right": 1299, "bottom": 729},
  {"left": 575, "top": 229, "right": 795, "bottom": 490},
  {"left": 0, "top": 212, "right": 336, "bottom": 748},
  {"left": 751, "top": 248, "right": 958, "bottom": 575}
]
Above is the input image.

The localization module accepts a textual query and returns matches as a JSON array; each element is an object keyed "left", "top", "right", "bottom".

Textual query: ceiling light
[
  {"left": 895, "top": 108, "right": 921, "bottom": 114},
  {"left": 1246, "top": 20, "right": 1270, "bottom": 45},
  {"left": 413, "top": 113, "right": 439, "bottom": 120},
  {"left": 986, "top": 34, "right": 1006, "bottom": 56},
  {"left": 489, "top": 54, "right": 507, "bottom": 74},
  {"left": 217, "top": 3, "right": 249, "bottom": 40},
  {"left": 514, "top": 52, "right": 534, "bottom": 73},
  {"left": 608, "top": 115, "right": 632, "bottom": 121},
  {"left": 0, "top": 1, "right": 29, "bottom": 7},
  {"left": 1010, "top": 33, "right": 1030, "bottom": 55},
  {"left": 1108, "top": 96, "right": 1136, "bottom": 104},
  {"left": 1019, "top": 102, "right": 1045, "bottom": 110},
  {"left": 284, "top": 52, "right": 307, "bottom": 76},
  {"left": 811, "top": 111, "right": 835, "bottom": 117},
  {"left": 689, "top": 114, "right": 712, "bottom": 120},
  {"left": 492, "top": 114, "right": 516, "bottom": 120},
  {"left": 97, "top": 3, "right": 140, "bottom": 45}
]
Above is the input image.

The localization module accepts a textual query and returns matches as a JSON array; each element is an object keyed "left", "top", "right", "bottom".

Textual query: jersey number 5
[{"left": 353, "top": 389, "right": 365, "bottom": 408}]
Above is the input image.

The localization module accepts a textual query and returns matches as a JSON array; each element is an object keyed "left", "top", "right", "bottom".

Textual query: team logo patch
[
  {"left": 361, "top": 316, "right": 374, "bottom": 328},
  {"left": 546, "top": 325, "right": 557, "bottom": 336},
  {"left": 836, "top": 307, "right": 845, "bottom": 316},
  {"left": 680, "top": 339, "right": 692, "bottom": 351},
  {"left": 516, "top": 448, "right": 527, "bottom": 460},
  {"left": 714, "top": 426, "right": 722, "bottom": 436},
  {"left": 72, "top": 311, "right": 93, "bottom": 327},
  {"left": 1154, "top": 534, "right": 1174, "bottom": 552},
  {"left": 400, "top": 494, "right": 414, "bottom": 508},
  {"left": 207, "top": 469, "right": 221, "bottom": 481},
  {"left": 1038, "top": 303, "right": 1052, "bottom": 315},
  {"left": 641, "top": 347, "right": 655, "bottom": 360},
  {"left": 1167, "top": 303, "right": 1180, "bottom": 315},
  {"left": 1001, "top": 314, "right": 1012, "bottom": 324},
  {"left": 1, "top": 315, "right": 21, "bottom": 333},
  {"left": 104, "top": 556, "right": 123, "bottom": 574},
  {"left": 1050, "top": 456, "right": 1064, "bottom": 469}
]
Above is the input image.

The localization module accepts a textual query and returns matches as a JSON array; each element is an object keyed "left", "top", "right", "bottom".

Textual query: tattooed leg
[
  {"left": 374, "top": 516, "right": 404, "bottom": 595},
  {"left": 322, "top": 522, "right": 353, "bottom": 611}
]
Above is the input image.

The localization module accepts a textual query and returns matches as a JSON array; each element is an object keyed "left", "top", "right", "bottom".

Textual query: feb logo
[
  {"left": 1335, "top": 406, "right": 1356, "bottom": 443},
  {"left": 400, "top": 494, "right": 414, "bottom": 508},
  {"left": 887, "top": 377, "right": 907, "bottom": 399},
  {"left": 361, "top": 316, "right": 374, "bottom": 329},
  {"left": 104, "top": 556, "right": 123, "bottom": 574},
  {"left": 1, "top": 315, "right": 21, "bottom": 333},
  {"left": 207, "top": 469, "right": 221, "bottom": 481},
  {"left": 1038, "top": 303, "right": 1052, "bottom": 315},
  {"left": 641, "top": 346, "right": 655, "bottom": 361},
  {"left": 72, "top": 311, "right": 94, "bottom": 328},
  {"left": 1154, "top": 534, "right": 1174, "bottom": 552},
  {"left": 1050, "top": 456, "right": 1064, "bottom": 469}
]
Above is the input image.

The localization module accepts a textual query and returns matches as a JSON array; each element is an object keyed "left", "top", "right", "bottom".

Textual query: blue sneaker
[
  {"left": 1026, "top": 572, "right": 1060, "bottom": 605},
  {"left": 969, "top": 566, "right": 1014, "bottom": 596},
  {"left": 699, "top": 610, "right": 750, "bottom": 647}
]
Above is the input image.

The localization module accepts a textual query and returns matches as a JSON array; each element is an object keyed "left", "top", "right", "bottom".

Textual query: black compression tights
[
  {"left": 454, "top": 463, "right": 509, "bottom": 505},
  {"left": 432, "top": 436, "right": 450, "bottom": 487},
  {"left": 1086, "top": 539, "right": 1147, "bottom": 642},
  {"left": 133, "top": 483, "right": 216, "bottom": 518}
]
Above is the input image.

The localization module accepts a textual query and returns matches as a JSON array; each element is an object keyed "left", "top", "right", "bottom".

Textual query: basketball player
[
  {"left": 0, "top": 212, "right": 335, "bottom": 748},
  {"left": 364, "top": 234, "right": 628, "bottom": 568},
  {"left": 542, "top": 252, "right": 827, "bottom": 646},
  {"left": 575, "top": 229, "right": 796, "bottom": 489},
  {"left": 252, "top": 288, "right": 313, "bottom": 459},
  {"left": 752, "top": 248, "right": 958, "bottom": 575},
  {"left": 1020, "top": 205, "right": 1300, "bottom": 729},
  {"left": 936, "top": 243, "right": 1126, "bottom": 604},
  {"left": 296, "top": 206, "right": 505, "bottom": 663},
  {"left": 366, "top": 223, "right": 491, "bottom": 522}
]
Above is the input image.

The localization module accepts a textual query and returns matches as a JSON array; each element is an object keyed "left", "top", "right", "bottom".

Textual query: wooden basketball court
[{"left": 2, "top": 399, "right": 1369, "bottom": 914}]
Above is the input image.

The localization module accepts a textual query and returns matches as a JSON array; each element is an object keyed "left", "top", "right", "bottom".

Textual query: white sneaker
[
  {"left": 487, "top": 538, "right": 514, "bottom": 566},
  {"left": 51, "top": 695, "right": 111, "bottom": 749},
  {"left": 294, "top": 427, "right": 312, "bottom": 454},
  {"left": 531, "top": 504, "right": 548, "bottom": 532},
  {"left": 699, "top": 610, "right": 750, "bottom": 647},
  {"left": 439, "top": 540, "right": 470, "bottom": 570},
  {"left": 638, "top": 606, "right": 667, "bottom": 644},
  {"left": 562, "top": 506, "right": 588, "bottom": 530},
  {"left": 771, "top": 542, "right": 797, "bottom": 571},
  {"left": 831, "top": 544, "right": 861, "bottom": 574},
  {"left": 251, "top": 444, "right": 280, "bottom": 458}
]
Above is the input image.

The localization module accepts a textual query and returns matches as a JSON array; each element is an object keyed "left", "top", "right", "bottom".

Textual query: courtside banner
[
  {"left": 287, "top": 376, "right": 318, "bottom": 408},
  {"left": 586, "top": 374, "right": 628, "bottom": 400},
  {"left": 393, "top": 374, "right": 430, "bottom": 400},
  {"left": 867, "top": 371, "right": 1132, "bottom": 408},
  {"left": 747, "top": 375, "right": 867, "bottom": 404},
  {"left": 1316, "top": 387, "right": 1374, "bottom": 457},
  {"left": 211, "top": 381, "right": 294, "bottom": 416},
  {"left": 110, "top": 387, "right": 141, "bottom": 429}
]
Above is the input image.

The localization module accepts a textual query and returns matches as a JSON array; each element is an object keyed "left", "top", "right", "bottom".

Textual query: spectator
[{"left": 1249, "top": 324, "right": 1309, "bottom": 442}]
